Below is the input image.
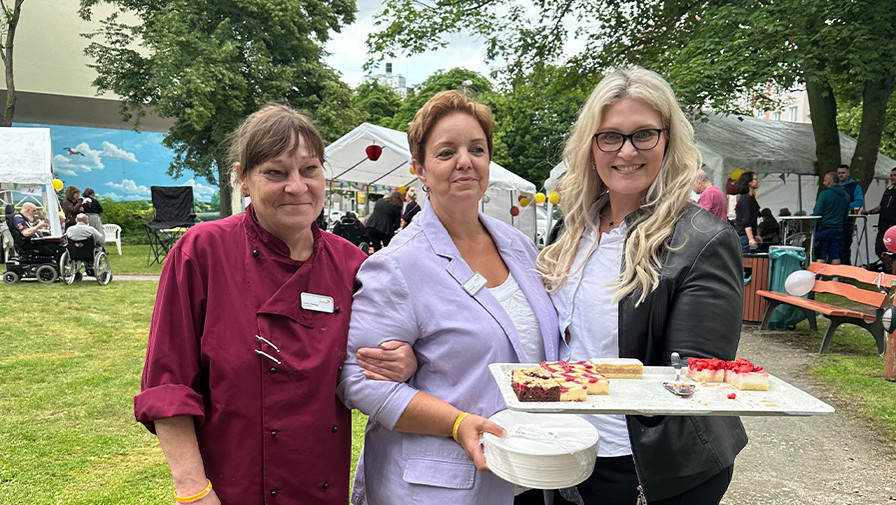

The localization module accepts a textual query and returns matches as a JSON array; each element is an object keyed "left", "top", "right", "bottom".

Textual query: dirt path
[{"left": 722, "top": 326, "right": 896, "bottom": 504}]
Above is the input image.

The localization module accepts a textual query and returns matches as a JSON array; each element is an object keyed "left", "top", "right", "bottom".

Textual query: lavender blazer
[{"left": 337, "top": 201, "right": 561, "bottom": 505}]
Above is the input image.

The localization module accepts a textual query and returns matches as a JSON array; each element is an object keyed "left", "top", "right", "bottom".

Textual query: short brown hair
[
  {"left": 406, "top": 90, "right": 494, "bottom": 164},
  {"left": 228, "top": 104, "right": 325, "bottom": 177}
]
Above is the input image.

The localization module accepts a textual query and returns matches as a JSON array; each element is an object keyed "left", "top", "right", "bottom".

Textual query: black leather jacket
[{"left": 618, "top": 204, "right": 747, "bottom": 501}]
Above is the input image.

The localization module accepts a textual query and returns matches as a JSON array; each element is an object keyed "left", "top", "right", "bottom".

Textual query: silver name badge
[
  {"left": 301, "top": 292, "right": 335, "bottom": 313},
  {"left": 463, "top": 272, "right": 488, "bottom": 296}
]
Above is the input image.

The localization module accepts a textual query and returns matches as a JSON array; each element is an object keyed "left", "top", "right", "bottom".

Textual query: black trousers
[
  {"left": 514, "top": 455, "right": 733, "bottom": 505},
  {"left": 367, "top": 228, "right": 392, "bottom": 251}
]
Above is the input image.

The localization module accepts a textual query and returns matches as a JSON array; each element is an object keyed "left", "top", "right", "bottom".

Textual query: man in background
[
  {"left": 864, "top": 167, "right": 896, "bottom": 269},
  {"left": 837, "top": 164, "right": 864, "bottom": 265},
  {"left": 694, "top": 168, "right": 728, "bottom": 220},
  {"left": 814, "top": 172, "right": 850, "bottom": 264}
]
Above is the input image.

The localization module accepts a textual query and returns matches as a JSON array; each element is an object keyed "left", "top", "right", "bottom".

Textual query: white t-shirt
[
  {"left": 489, "top": 272, "right": 545, "bottom": 363},
  {"left": 550, "top": 213, "right": 632, "bottom": 457}
]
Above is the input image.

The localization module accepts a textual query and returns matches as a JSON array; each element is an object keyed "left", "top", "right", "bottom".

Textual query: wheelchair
[
  {"left": 63, "top": 236, "right": 112, "bottom": 285},
  {"left": 3, "top": 223, "right": 73, "bottom": 284}
]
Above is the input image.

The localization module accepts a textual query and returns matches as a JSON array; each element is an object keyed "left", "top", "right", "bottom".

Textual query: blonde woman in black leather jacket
[{"left": 535, "top": 67, "right": 746, "bottom": 505}]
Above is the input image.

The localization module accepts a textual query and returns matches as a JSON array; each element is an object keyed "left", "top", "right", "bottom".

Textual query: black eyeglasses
[{"left": 593, "top": 129, "right": 666, "bottom": 152}]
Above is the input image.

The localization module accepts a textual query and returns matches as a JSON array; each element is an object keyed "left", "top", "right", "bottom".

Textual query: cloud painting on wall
[{"left": 14, "top": 122, "right": 217, "bottom": 202}]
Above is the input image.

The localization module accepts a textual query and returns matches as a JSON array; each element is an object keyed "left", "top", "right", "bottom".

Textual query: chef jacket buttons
[
  {"left": 268, "top": 367, "right": 277, "bottom": 374},
  {"left": 270, "top": 489, "right": 278, "bottom": 497},
  {"left": 334, "top": 306, "right": 340, "bottom": 313},
  {"left": 252, "top": 249, "right": 260, "bottom": 257},
  {"left": 271, "top": 430, "right": 278, "bottom": 437},
  {"left": 322, "top": 482, "right": 329, "bottom": 490},
  {"left": 331, "top": 425, "right": 338, "bottom": 433},
  {"left": 337, "top": 365, "right": 343, "bottom": 372}
]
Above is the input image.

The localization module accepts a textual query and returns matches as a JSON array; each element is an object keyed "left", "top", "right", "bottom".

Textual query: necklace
[{"left": 600, "top": 208, "right": 617, "bottom": 228}]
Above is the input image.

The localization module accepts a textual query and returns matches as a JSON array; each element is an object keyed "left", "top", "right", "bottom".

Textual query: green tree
[
  {"left": 367, "top": 0, "right": 896, "bottom": 194},
  {"left": 352, "top": 80, "right": 402, "bottom": 127},
  {"left": 491, "top": 65, "right": 598, "bottom": 185},
  {"left": 79, "top": 0, "right": 358, "bottom": 216},
  {"left": 386, "top": 67, "right": 495, "bottom": 131},
  {"left": 0, "top": 0, "right": 24, "bottom": 126}
]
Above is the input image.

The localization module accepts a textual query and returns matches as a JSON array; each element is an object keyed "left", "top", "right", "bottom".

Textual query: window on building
[
  {"left": 789, "top": 106, "right": 799, "bottom": 122},
  {"left": 772, "top": 111, "right": 781, "bottom": 121}
]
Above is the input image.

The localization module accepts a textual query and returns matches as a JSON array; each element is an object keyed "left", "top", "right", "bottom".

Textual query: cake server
[{"left": 663, "top": 352, "right": 695, "bottom": 397}]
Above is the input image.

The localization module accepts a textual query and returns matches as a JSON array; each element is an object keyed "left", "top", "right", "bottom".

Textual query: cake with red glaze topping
[
  {"left": 686, "top": 357, "right": 728, "bottom": 383},
  {"left": 725, "top": 358, "right": 769, "bottom": 391},
  {"left": 687, "top": 357, "right": 770, "bottom": 391}
]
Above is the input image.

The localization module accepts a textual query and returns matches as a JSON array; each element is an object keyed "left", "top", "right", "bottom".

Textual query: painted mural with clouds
[{"left": 15, "top": 123, "right": 218, "bottom": 202}]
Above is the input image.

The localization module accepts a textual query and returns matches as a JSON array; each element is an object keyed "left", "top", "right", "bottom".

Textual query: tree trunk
[
  {"left": 1, "top": 0, "right": 24, "bottom": 127},
  {"left": 850, "top": 71, "right": 896, "bottom": 195},
  {"left": 217, "top": 155, "right": 234, "bottom": 218},
  {"left": 805, "top": 77, "right": 841, "bottom": 193}
]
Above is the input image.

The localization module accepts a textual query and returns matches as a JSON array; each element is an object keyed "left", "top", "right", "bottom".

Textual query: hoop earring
[{"left": 422, "top": 185, "right": 430, "bottom": 193}]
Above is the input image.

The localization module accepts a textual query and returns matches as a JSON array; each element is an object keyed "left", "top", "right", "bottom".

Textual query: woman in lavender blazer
[{"left": 337, "top": 91, "right": 561, "bottom": 505}]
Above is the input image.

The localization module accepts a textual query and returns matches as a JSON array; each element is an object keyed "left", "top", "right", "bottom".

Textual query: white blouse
[
  {"left": 489, "top": 272, "right": 545, "bottom": 363},
  {"left": 549, "top": 210, "right": 632, "bottom": 457}
]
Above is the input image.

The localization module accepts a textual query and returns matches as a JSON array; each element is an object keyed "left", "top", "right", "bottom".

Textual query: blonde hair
[{"left": 536, "top": 67, "right": 701, "bottom": 305}]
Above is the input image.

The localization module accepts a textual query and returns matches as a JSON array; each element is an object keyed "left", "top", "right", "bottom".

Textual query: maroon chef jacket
[{"left": 135, "top": 205, "right": 367, "bottom": 505}]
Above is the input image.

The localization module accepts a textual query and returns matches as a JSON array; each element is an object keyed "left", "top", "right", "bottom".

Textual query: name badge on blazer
[
  {"left": 301, "top": 292, "right": 335, "bottom": 313},
  {"left": 463, "top": 272, "right": 488, "bottom": 296}
]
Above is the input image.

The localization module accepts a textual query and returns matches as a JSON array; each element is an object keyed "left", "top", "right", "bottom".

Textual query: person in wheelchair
[
  {"left": 332, "top": 211, "right": 369, "bottom": 249},
  {"left": 65, "top": 213, "right": 105, "bottom": 276},
  {"left": 11, "top": 203, "right": 58, "bottom": 257}
]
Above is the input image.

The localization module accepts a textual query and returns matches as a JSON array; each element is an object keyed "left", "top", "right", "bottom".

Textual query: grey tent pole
[{"left": 798, "top": 174, "right": 803, "bottom": 213}]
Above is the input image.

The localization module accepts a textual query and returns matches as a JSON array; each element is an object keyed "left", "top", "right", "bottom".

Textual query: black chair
[{"left": 137, "top": 186, "right": 197, "bottom": 266}]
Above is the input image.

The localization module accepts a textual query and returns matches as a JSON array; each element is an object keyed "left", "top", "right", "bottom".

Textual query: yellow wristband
[
  {"left": 175, "top": 480, "right": 212, "bottom": 503},
  {"left": 452, "top": 412, "right": 471, "bottom": 443}
]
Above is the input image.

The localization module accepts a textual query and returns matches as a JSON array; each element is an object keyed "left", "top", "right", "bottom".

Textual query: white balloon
[
  {"left": 544, "top": 177, "right": 558, "bottom": 192},
  {"left": 784, "top": 270, "right": 816, "bottom": 296}
]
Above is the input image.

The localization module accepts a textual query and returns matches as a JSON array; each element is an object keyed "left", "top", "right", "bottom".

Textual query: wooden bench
[{"left": 757, "top": 263, "right": 896, "bottom": 355}]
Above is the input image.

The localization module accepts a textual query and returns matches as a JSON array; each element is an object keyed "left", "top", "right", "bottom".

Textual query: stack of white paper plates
[{"left": 482, "top": 410, "right": 599, "bottom": 489}]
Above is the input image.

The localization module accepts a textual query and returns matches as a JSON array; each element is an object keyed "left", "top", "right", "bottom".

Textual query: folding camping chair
[{"left": 137, "top": 186, "right": 197, "bottom": 266}]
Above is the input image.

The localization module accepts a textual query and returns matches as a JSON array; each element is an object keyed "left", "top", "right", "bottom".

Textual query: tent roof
[
  {"left": 0, "top": 127, "right": 54, "bottom": 185},
  {"left": 325, "top": 122, "right": 534, "bottom": 193},
  {"left": 695, "top": 113, "right": 896, "bottom": 179},
  {"left": 549, "top": 114, "right": 896, "bottom": 182}
]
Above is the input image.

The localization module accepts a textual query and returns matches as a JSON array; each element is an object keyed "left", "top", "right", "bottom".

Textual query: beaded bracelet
[
  {"left": 175, "top": 480, "right": 212, "bottom": 503},
  {"left": 452, "top": 412, "right": 471, "bottom": 443}
]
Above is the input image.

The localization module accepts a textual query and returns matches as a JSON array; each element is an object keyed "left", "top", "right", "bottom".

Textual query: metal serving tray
[{"left": 489, "top": 363, "right": 834, "bottom": 417}]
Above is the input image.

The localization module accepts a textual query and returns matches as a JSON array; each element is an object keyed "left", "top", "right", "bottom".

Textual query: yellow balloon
[
  {"left": 534, "top": 192, "right": 546, "bottom": 204},
  {"left": 409, "top": 166, "right": 416, "bottom": 175},
  {"left": 548, "top": 191, "right": 560, "bottom": 205},
  {"left": 52, "top": 178, "right": 63, "bottom": 191},
  {"left": 520, "top": 197, "right": 529, "bottom": 207},
  {"left": 397, "top": 186, "right": 407, "bottom": 194},
  {"left": 730, "top": 169, "right": 745, "bottom": 181}
]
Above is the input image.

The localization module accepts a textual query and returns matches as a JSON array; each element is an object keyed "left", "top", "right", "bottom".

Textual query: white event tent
[
  {"left": 324, "top": 123, "right": 538, "bottom": 242},
  {"left": 0, "top": 128, "right": 63, "bottom": 237}
]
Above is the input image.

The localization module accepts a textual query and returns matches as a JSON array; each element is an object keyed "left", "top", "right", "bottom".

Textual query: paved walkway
[
  {"left": 113, "top": 273, "right": 160, "bottom": 282},
  {"left": 723, "top": 325, "right": 896, "bottom": 504}
]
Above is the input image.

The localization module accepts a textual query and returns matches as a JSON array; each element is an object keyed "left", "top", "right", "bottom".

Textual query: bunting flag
[{"left": 779, "top": 173, "right": 787, "bottom": 184}]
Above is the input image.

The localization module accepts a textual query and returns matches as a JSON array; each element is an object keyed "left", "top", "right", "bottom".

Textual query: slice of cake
[
  {"left": 589, "top": 358, "right": 644, "bottom": 379},
  {"left": 725, "top": 358, "right": 770, "bottom": 391},
  {"left": 556, "top": 379, "right": 588, "bottom": 401},
  {"left": 511, "top": 367, "right": 561, "bottom": 402},
  {"left": 540, "top": 361, "right": 610, "bottom": 395},
  {"left": 687, "top": 357, "right": 727, "bottom": 383}
]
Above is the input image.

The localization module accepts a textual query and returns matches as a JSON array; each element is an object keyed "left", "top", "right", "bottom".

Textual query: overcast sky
[{"left": 324, "top": 0, "right": 496, "bottom": 87}]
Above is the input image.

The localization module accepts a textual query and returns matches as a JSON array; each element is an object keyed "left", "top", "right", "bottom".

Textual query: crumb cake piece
[
  {"left": 588, "top": 358, "right": 644, "bottom": 379},
  {"left": 725, "top": 358, "right": 769, "bottom": 391},
  {"left": 511, "top": 367, "right": 560, "bottom": 402},
  {"left": 687, "top": 357, "right": 727, "bottom": 383}
]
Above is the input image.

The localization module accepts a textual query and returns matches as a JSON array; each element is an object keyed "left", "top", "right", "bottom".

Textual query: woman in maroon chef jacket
[{"left": 134, "top": 104, "right": 414, "bottom": 505}]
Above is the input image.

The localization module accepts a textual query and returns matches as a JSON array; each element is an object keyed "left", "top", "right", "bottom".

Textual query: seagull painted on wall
[{"left": 64, "top": 147, "right": 85, "bottom": 156}]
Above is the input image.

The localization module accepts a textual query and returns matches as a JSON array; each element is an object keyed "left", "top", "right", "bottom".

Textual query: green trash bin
[{"left": 767, "top": 245, "right": 808, "bottom": 329}]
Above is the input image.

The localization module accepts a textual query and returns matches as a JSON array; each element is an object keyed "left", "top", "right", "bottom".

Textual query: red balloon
[
  {"left": 510, "top": 206, "right": 520, "bottom": 216},
  {"left": 365, "top": 145, "right": 383, "bottom": 161},
  {"left": 725, "top": 179, "right": 738, "bottom": 195},
  {"left": 884, "top": 226, "right": 896, "bottom": 253}
]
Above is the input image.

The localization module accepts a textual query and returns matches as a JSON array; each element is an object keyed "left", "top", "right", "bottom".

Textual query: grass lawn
[
  {"left": 2, "top": 280, "right": 895, "bottom": 503},
  {"left": 106, "top": 245, "right": 164, "bottom": 275}
]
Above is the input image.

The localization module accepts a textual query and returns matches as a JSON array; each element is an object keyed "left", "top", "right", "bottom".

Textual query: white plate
[
  {"left": 483, "top": 410, "right": 598, "bottom": 489},
  {"left": 489, "top": 363, "right": 835, "bottom": 416}
]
